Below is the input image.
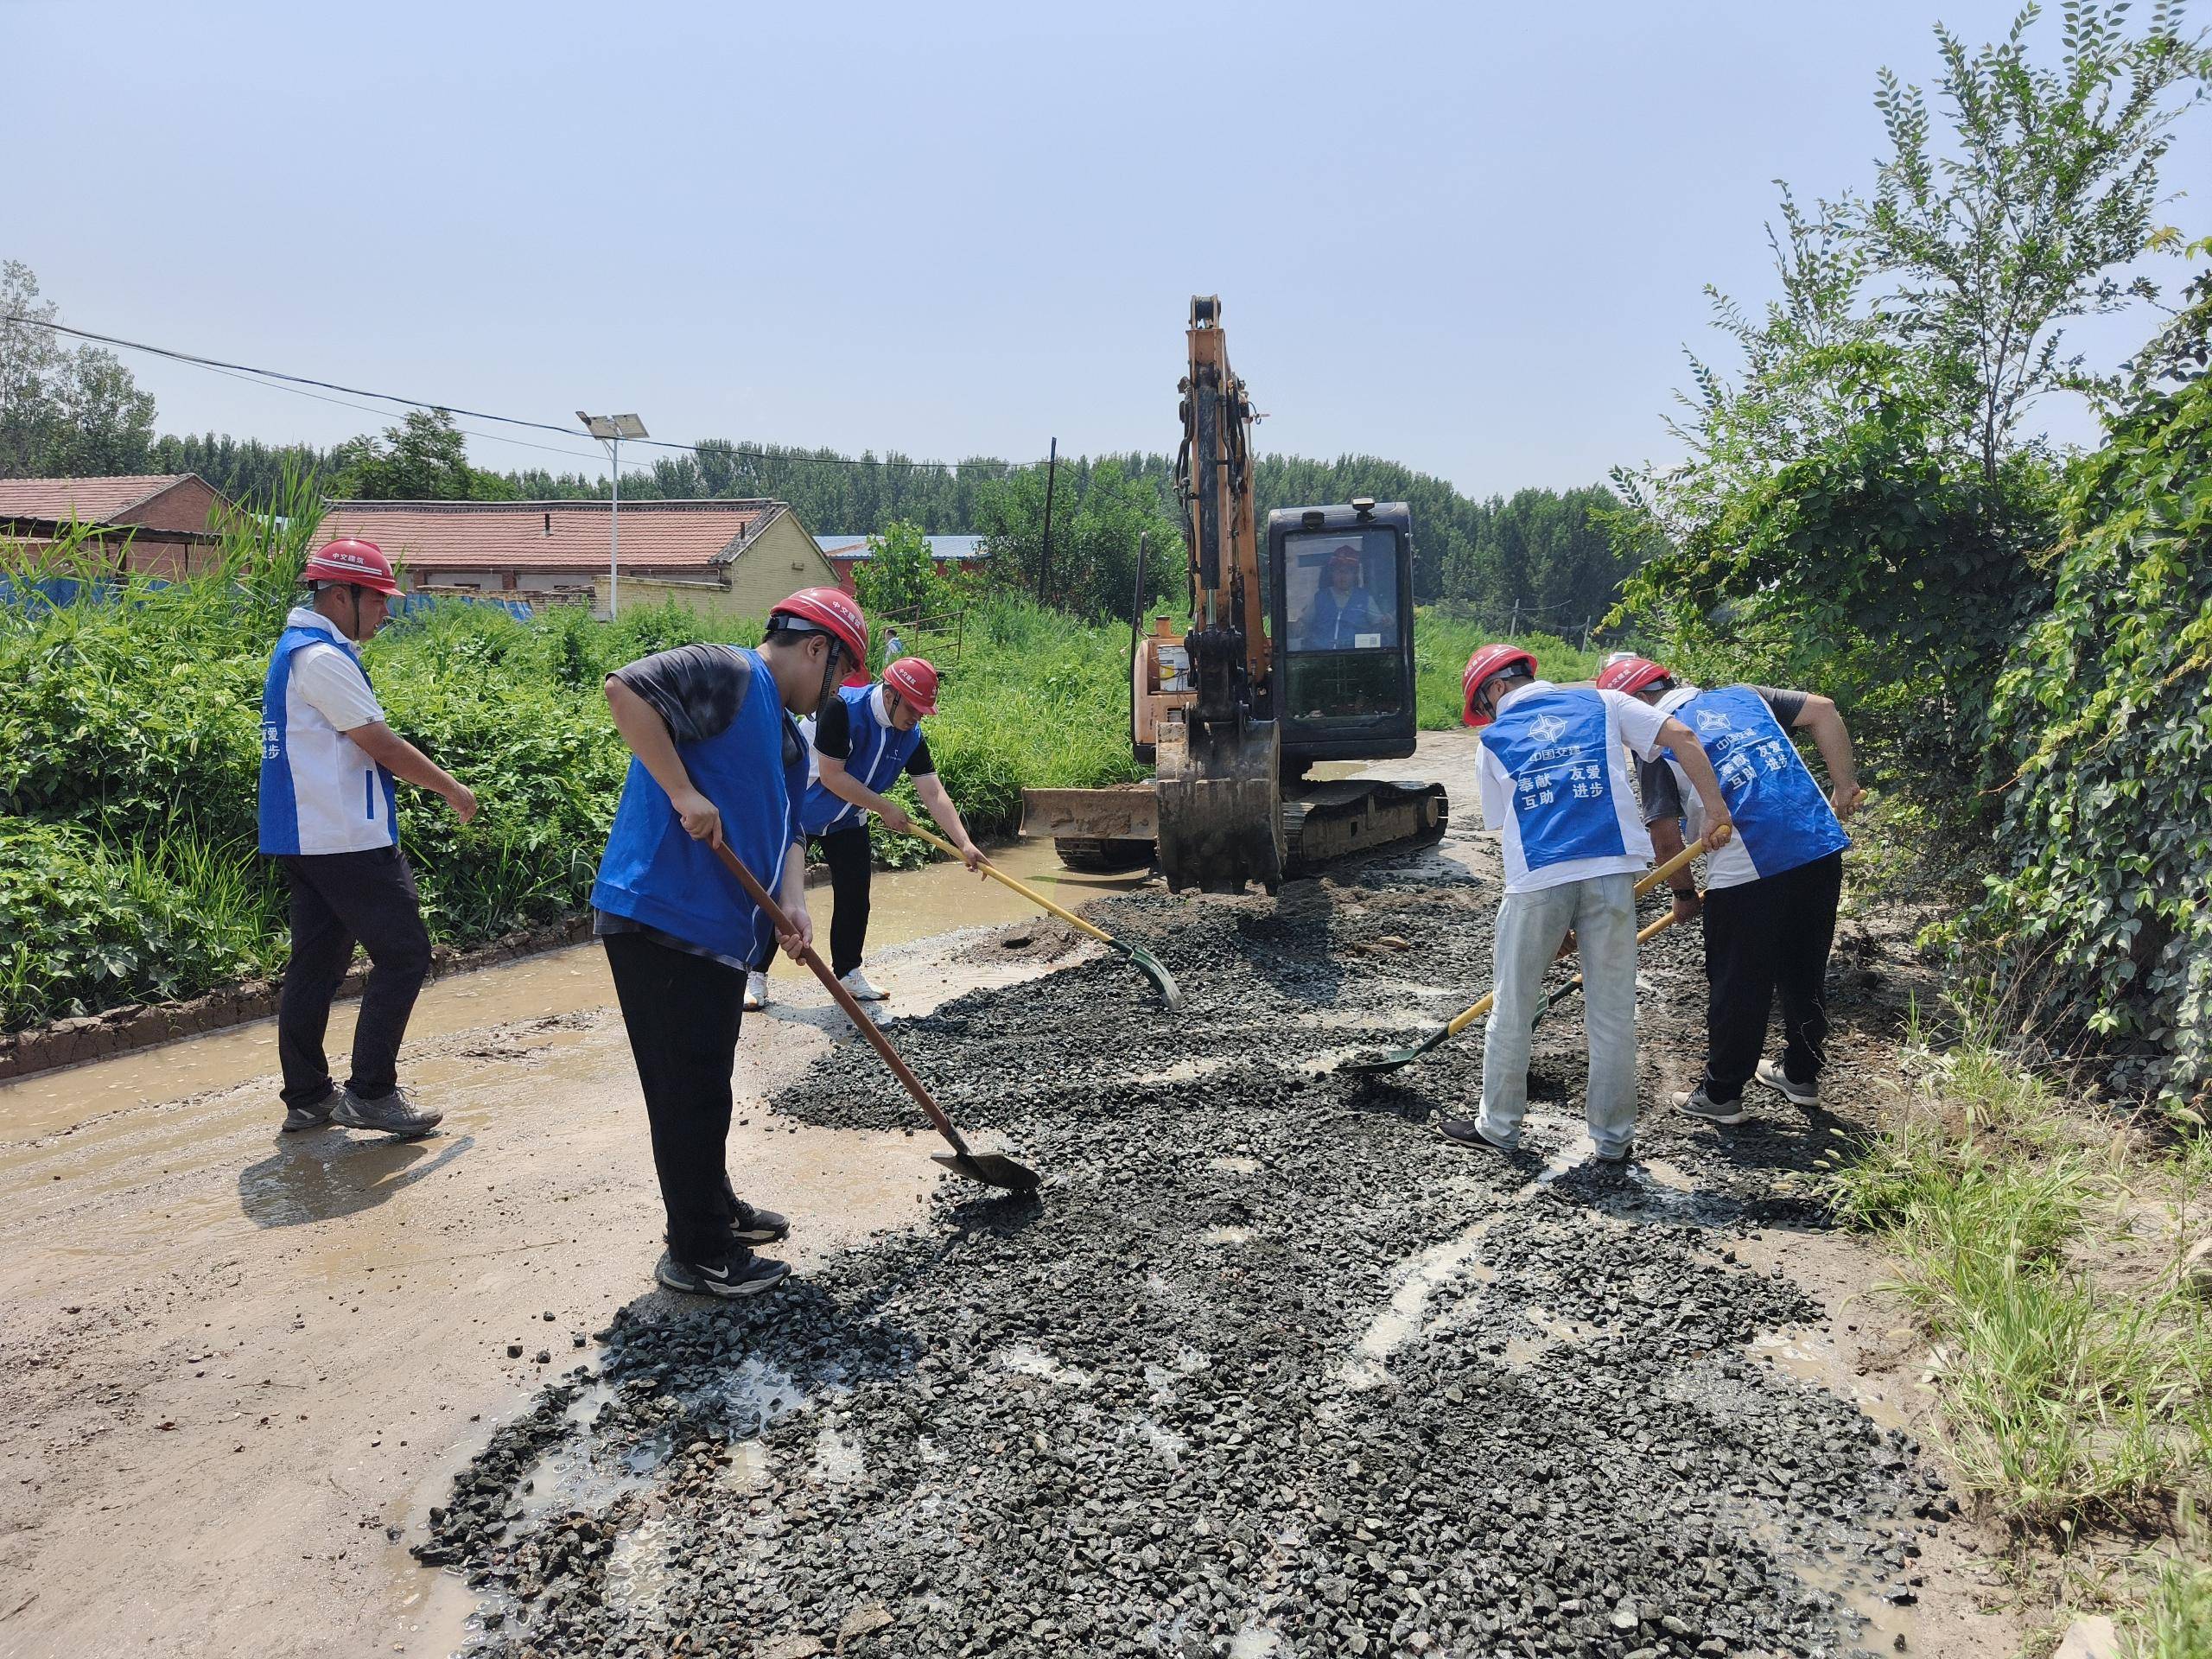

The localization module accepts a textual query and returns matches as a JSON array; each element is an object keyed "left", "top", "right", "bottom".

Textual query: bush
[
  {"left": 0, "top": 819, "right": 279, "bottom": 1026},
  {"left": 1974, "top": 286, "right": 2212, "bottom": 1113}
]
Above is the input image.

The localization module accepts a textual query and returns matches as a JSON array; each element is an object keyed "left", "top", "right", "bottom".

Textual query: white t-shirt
[
  {"left": 285, "top": 611, "right": 385, "bottom": 732},
  {"left": 1477, "top": 679, "right": 1672, "bottom": 893}
]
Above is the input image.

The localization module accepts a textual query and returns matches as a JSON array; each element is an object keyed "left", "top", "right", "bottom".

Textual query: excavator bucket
[{"left": 1155, "top": 710, "right": 1284, "bottom": 894}]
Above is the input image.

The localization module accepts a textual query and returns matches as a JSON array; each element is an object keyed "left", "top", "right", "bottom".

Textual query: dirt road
[
  {"left": 0, "top": 849, "right": 1132, "bottom": 1659},
  {"left": 1, "top": 734, "right": 2021, "bottom": 1658}
]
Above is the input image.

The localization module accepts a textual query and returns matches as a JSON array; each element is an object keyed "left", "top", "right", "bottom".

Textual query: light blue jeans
[{"left": 1474, "top": 872, "right": 1640, "bottom": 1160}]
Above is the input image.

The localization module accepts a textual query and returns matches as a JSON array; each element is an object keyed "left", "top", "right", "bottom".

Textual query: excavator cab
[{"left": 1269, "top": 499, "right": 1420, "bottom": 766}]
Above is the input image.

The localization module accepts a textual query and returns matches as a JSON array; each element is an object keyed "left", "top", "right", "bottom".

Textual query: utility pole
[
  {"left": 1509, "top": 597, "right": 1521, "bottom": 638},
  {"left": 578, "top": 412, "right": 648, "bottom": 618},
  {"left": 1035, "top": 435, "right": 1058, "bottom": 607}
]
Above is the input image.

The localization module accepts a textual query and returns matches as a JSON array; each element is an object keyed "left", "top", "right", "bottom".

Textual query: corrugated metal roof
[
  {"left": 318, "top": 499, "right": 782, "bottom": 570},
  {"left": 817, "top": 533, "right": 987, "bottom": 563}
]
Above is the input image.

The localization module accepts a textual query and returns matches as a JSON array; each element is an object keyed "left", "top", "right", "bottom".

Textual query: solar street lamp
[{"left": 578, "top": 411, "right": 648, "bottom": 616}]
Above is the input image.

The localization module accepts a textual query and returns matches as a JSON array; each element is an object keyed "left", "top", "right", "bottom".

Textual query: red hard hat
[
  {"left": 1461, "top": 644, "right": 1538, "bottom": 728},
  {"left": 302, "top": 537, "right": 400, "bottom": 595},
  {"left": 1328, "top": 543, "right": 1363, "bottom": 570},
  {"left": 768, "top": 586, "right": 868, "bottom": 666},
  {"left": 1594, "top": 653, "right": 1674, "bottom": 696},
  {"left": 882, "top": 655, "right": 940, "bottom": 717}
]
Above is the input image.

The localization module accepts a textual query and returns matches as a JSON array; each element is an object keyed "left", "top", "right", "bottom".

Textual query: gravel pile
[{"left": 419, "top": 844, "right": 1956, "bottom": 1658}]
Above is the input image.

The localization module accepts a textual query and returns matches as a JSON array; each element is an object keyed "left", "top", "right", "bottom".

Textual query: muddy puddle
[{"left": 0, "top": 837, "right": 1143, "bottom": 1143}]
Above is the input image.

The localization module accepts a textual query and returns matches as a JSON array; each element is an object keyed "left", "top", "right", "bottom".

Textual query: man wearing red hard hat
[
  {"left": 592, "top": 586, "right": 868, "bottom": 1298},
  {"left": 1440, "top": 643, "right": 1733, "bottom": 1165},
  {"left": 1595, "top": 652, "right": 1864, "bottom": 1124},
  {"left": 259, "top": 539, "right": 478, "bottom": 1140},
  {"left": 748, "top": 653, "right": 983, "bottom": 1014}
]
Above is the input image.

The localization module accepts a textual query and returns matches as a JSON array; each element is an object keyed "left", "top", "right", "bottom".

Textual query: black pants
[
  {"left": 1700, "top": 851, "right": 1844, "bottom": 1103},
  {"left": 758, "top": 823, "right": 872, "bottom": 977},
  {"left": 276, "top": 847, "right": 434, "bottom": 1109},
  {"left": 602, "top": 931, "right": 754, "bottom": 1267}
]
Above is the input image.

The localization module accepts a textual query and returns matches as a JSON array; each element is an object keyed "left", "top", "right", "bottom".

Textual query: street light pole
[{"left": 578, "top": 411, "right": 649, "bottom": 618}]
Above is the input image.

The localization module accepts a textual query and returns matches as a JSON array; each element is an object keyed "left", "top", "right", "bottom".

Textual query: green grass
[
  {"left": 1817, "top": 995, "right": 2212, "bottom": 1536},
  {"left": 1413, "top": 611, "right": 1600, "bottom": 728},
  {"left": 2126, "top": 1548, "right": 2212, "bottom": 1657}
]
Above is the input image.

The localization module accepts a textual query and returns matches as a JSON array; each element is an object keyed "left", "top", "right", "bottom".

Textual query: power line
[{"left": 3, "top": 313, "right": 1046, "bottom": 476}]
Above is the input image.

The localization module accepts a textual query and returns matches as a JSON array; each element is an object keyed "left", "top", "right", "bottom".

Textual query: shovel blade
[
  {"left": 931, "top": 1150, "right": 1042, "bottom": 1192},
  {"left": 1342, "top": 1026, "right": 1452, "bottom": 1075},
  {"left": 1121, "top": 943, "right": 1185, "bottom": 1012}
]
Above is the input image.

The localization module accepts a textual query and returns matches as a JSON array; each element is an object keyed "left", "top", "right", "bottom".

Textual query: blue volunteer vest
[
  {"left": 1668, "top": 685, "right": 1850, "bottom": 879},
  {"left": 590, "top": 647, "right": 806, "bottom": 962},
  {"left": 258, "top": 624, "right": 397, "bottom": 855},
  {"left": 1482, "top": 686, "right": 1627, "bottom": 871},
  {"left": 800, "top": 684, "right": 924, "bottom": 836}
]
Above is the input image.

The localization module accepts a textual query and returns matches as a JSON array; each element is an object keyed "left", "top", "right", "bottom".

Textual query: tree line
[{"left": 0, "top": 256, "right": 1648, "bottom": 626}]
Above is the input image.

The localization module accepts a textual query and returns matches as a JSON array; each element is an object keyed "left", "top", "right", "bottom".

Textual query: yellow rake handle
[
  {"left": 1440, "top": 836, "right": 1710, "bottom": 1039},
  {"left": 901, "top": 824, "right": 1119, "bottom": 948}
]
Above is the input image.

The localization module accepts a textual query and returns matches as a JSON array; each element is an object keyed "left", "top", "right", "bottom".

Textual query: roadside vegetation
[
  {"left": 4, "top": 497, "right": 1589, "bottom": 1026},
  {"left": 1815, "top": 993, "right": 2212, "bottom": 1649}
]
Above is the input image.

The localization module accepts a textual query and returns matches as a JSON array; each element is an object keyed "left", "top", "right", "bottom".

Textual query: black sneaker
[
  {"left": 731, "top": 1203, "right": 790, "bottom": 1246},
  {"left": 655, "top": 1249, "right": 790, "bottom": 1300},
  {"left": 333, "top": 1085, "right": 443, "bottom": 1139},
  {"left": 1435, "top": 1117, "right": 1514, "bottom": 1152},
  {"left": 282, "top": 1096, "right": 335, "bottom": 1133},
  {"left": 1674, "top": 1085, "right": 1748, "bottom": 1127}
]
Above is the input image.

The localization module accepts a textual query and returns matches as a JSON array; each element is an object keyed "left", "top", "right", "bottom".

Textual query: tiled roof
[
  {"left": 0, "top": 474, "right": 199, "bottom": 523},
  {"left": 317, "top": 499, "right": 783, "bottom": 571}
]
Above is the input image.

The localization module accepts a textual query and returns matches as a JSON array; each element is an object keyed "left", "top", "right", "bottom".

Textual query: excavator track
[{"left": 1281, "top": 779, "right": 1448, "bottom": 878}]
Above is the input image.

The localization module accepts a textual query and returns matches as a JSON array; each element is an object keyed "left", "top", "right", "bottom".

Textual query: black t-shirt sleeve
[
  {"left": 1638, "top": 754, "right": 1683, "bottom": 825},
  {"left": 1754, "top": 684, "right": 1808, "bottom": 728},
  {"left": 905, "top": 733, "right": 935, "bottom": 777},
  {"left": 812, "top": 696, "right": 853, "bottom": 760},
  {"left": 611, "top": 645, "right": 750, "bottom": 744}
]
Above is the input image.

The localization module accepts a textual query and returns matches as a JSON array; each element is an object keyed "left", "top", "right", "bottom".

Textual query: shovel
[
  {"left": 899, "top": 824, "right": 1184, "bottom": 1011},
  {"left": 706, "top": 837, "right": 1039, "bottom": 1194},
  {"left": 1343, "top": 837, "right": 1711, "bottom": 1075}
]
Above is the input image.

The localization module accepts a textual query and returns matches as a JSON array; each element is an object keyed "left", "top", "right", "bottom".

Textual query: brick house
[
  {"left": 315, "top": 499, "right": 842, "bottom": 617},
  {"left": 0, "top": 474, "right": 236, "bottom": 577}
]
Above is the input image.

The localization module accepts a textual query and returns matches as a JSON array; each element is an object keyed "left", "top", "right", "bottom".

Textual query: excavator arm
[{"left": 1155, "top": 296, "right": 1285, "bottom": 893}]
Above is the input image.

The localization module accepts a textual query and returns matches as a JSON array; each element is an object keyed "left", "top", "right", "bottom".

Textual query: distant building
[
  {"left": 315, "top": 499, "right": 841, "bottom": 617},
  {"left": 817, "top": 532, "right": 989, "bottom": 596},
  {"left": 0, "top": 473, "right": 236, "bottom": 578}
]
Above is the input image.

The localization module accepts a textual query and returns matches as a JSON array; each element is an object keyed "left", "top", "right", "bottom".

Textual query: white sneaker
[
  {"left": 838, "top": 968, "right": 889, "bottom": 1001},
  {"left": 1756, "top": 1058, "right": 1819, "bottom": 1107},
  {"left": 743, "top": 970, "right": 767, "bottom": 1012}
]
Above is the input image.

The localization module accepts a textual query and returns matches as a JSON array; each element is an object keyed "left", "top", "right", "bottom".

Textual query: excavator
[{"left": 1019, "top": 296, "right": 1446, "bottom": 893}]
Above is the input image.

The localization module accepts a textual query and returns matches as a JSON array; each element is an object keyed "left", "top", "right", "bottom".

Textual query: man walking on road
[
  {"left": 261, "top": 539, "right": 477, "bottom": 1139},
  {"left": 593, "top": 587, "right": 869, "bottom": 1299},
  {"left": 747, "top": 655, "right": 982, "bottom": 1014},
  {"left": 1437, "top": 645, "right": 1733, "bottom": 1163},
  {"left": 1595, "top": 654, "right": 1864, "bottom": 1122}
]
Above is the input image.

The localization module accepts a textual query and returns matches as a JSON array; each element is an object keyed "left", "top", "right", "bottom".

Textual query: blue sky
[{"left": 6, "top": 0, "right": 2202, "bottom": 495}]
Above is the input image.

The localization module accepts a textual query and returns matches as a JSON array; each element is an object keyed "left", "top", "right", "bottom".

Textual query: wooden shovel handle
[
  {"left": 902, "top": 824, "right": 1119, "bottom": 948},
  {"left": 704, "top": 837, "right": 967, "bottom": 1154},
  {"left": 1443, "top": 837, "right": 1709, "bottom": 1040}
]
